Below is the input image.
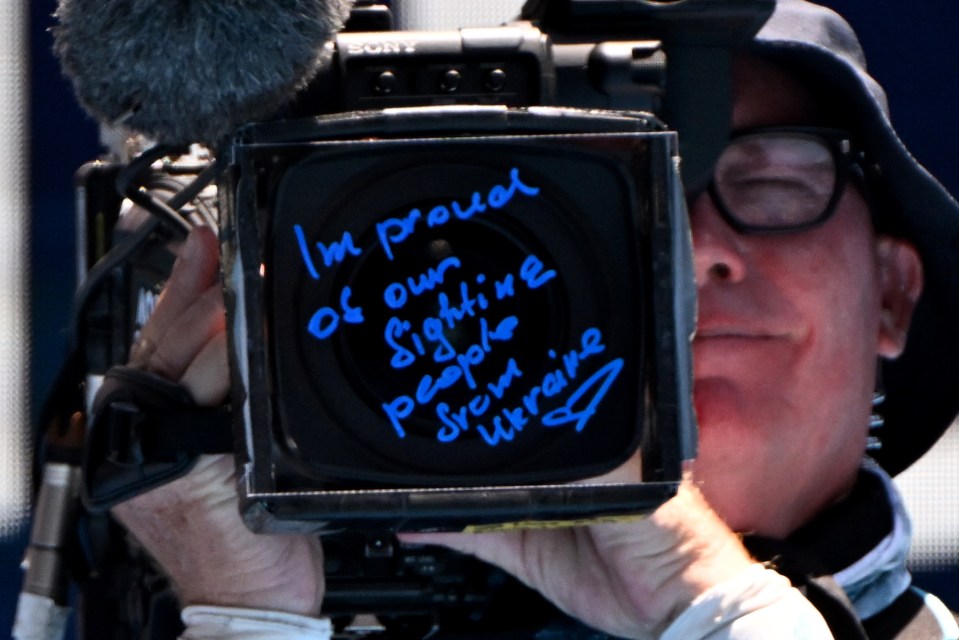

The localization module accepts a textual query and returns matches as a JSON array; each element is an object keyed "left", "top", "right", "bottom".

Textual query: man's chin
[{"left": 692, "top": 377, "right": 750, "bottom": 435}]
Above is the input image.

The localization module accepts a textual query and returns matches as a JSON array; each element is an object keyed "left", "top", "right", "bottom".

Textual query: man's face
[{"left": 687, "top": 59, "right": 922, "bottom": 537}]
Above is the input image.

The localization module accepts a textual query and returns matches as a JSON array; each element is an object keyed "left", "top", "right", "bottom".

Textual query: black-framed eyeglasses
[{"left": 706, "top": 126, "right": 865, "bottom": 234}]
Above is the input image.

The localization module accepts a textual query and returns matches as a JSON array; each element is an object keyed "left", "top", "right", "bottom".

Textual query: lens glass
[{"left": 713, "top": 132, "right": 837, "bottom": 230}]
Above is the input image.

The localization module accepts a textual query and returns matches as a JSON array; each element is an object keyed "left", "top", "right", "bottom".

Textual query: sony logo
[{"left": 346, "top": 40, "right": 418, "bottom": 55}]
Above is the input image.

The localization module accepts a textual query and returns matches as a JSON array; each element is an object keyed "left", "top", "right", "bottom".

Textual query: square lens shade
[{"left": 265, "top": 134, "right": 654, "bottom": 486}]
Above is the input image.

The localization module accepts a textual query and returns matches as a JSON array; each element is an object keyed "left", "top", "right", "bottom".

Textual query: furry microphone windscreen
[{"left": 52, "top": 0, "right": 355, "bottom": 146}]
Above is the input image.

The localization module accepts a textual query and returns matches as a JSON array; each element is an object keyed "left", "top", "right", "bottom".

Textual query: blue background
[{"left": 5, "top": 0, "right": 958, "bottom": 635}]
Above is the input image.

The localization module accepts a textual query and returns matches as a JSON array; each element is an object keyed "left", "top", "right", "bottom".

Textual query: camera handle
[{"left": 82, "top": 365, "right": 233, "bottom": 512}]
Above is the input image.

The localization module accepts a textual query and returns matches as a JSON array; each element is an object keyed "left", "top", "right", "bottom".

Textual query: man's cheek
[{"left": 693, "top": 377, "right": 745, "bottom": 435}]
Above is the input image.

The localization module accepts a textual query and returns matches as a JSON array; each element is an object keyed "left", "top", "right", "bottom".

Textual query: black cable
[
  {"left": 65, "top": 156, "right": 220, "bottom": 352},
  {"left": 114, "top": 144, "right": 214, "bottom": 237},
  {"left": 141, "top": 176, "right": 206, "bottom": 227}
]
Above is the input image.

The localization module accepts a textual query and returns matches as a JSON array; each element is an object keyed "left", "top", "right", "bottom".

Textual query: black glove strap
[{"left": 82, "top": 365, "right": 233, "bottom": 512}]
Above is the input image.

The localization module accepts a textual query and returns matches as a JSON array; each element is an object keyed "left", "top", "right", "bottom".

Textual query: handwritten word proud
[{"left": 375, "top": 168, "right": 540, "bottom": 261}]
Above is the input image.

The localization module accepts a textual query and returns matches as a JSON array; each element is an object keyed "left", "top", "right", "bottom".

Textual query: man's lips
[
  {"left": 692, "top": 326, "right": 795, "bottom": 379},
  {"left": 693, "top": 328, "right": 787, "bottom": 341},
  {"left": 694, "top": 297, "right": 798, "bottom": 342}
]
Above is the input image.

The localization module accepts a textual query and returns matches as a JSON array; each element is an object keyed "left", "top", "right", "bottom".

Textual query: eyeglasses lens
[{"left": 713, "top": 134, "right": 838, "bottom": 231}]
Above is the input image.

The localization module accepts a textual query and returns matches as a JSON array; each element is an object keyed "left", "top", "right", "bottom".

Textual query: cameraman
[{"left": 112, "top": 0, "right": 959, "bottom": 637}]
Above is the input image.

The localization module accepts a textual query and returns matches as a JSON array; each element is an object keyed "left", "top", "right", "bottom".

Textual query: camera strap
[{"left": 82, "top": 365, "right": 233, "bottom": 512}]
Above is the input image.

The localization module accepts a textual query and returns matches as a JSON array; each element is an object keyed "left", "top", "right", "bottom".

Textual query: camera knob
[
  {"left": 439, "top": 69, "right": 462, "bottom": 93},
  {"left": 485, "top": 68, "right": 507, "bottom": 92},
  {"left": 373, "top": 70, "right": 397, "bottom": 95}
]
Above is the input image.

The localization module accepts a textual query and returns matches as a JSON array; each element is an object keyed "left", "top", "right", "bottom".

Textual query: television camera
[{"left": 20, "top": 0, "right": 773, "bottom": 637}]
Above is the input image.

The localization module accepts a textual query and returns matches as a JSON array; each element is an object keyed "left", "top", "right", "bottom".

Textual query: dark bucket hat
[{"left": 750, "top": 0, "right": 959, "bottom": 476}]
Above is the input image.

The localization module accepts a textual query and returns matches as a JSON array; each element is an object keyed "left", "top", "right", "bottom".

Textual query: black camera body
[
  {"left": 224, "top": 107, "right": 690, "bottom": 533},
  {"left": 219, "top": 0, "right": 774, "bottom": 535}
]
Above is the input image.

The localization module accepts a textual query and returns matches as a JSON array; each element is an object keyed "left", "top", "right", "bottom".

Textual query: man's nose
[{"left": 687, "top": 191, "right": 748, "bottom": 286}]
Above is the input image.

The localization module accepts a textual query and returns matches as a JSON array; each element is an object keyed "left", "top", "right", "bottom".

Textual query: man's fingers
[
  {"left": 130, "top": 226, "right": 220, "bottom": 368},
  {"left": 181, "top": 331, "right": 230, "bottom": 406},
  {"left": 147, "top": 285, "right": 226, "bottom": 381}
]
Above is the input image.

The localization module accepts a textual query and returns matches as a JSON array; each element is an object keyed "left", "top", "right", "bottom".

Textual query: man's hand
[
  {"left": 111, "top": 226, "right": 325, "bottom": 615},
  {"left": 403, "top": 477, "right": 755, "bottom": 639}
]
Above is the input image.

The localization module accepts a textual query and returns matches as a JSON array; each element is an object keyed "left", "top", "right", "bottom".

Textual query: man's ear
[{"left": 875, "top": 236, "right": 923, "bottom": 359}]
